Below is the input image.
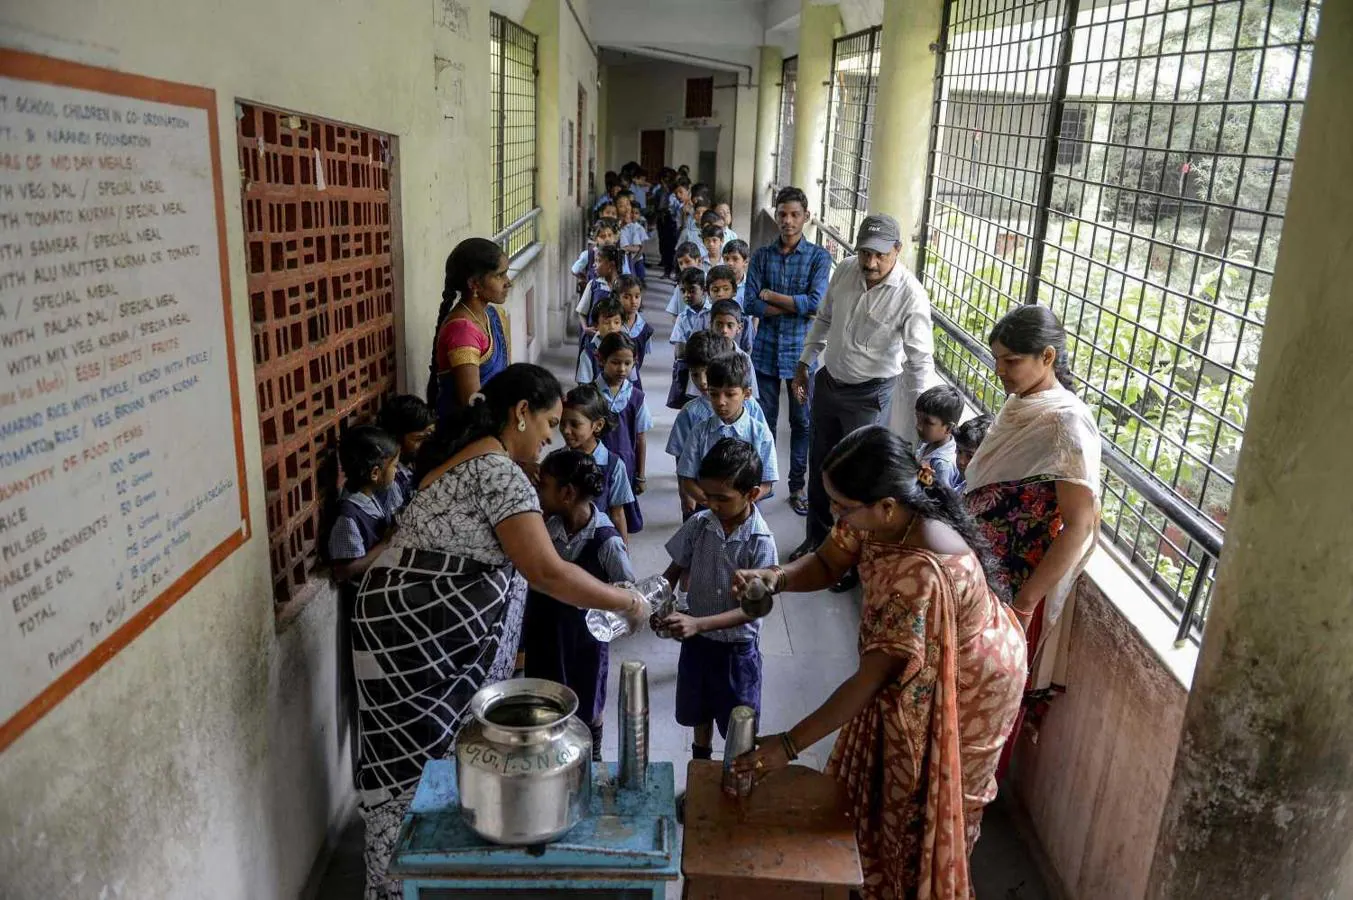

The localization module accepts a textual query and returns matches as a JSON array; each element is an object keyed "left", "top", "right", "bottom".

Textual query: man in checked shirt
[{"left": 742, "top": 186, "right": 832, "bottom": 517}]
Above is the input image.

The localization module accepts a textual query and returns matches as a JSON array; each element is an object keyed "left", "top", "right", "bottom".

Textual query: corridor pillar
[
  {"left": 791, "top": 1, "right": 840, "bottom": 213},
  {"left": 1146, "top": 6, "right": 1353, "bottom": 897},
  {"left": 868, "top": 0, "right": 943, "bottom": 246},
  {"left": 752, "top": 45, "right": 784, "bottom": 214}
]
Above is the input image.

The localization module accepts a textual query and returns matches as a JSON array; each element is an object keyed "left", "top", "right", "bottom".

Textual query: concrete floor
[{"left": 314, "top": 275, "right": 1053, "bottom": 899}]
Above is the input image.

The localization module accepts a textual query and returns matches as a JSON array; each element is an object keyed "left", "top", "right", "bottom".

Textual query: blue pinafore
[
  {"left": 600, "top": 385, "right": 646, "bottom": 535},
  {"left": 522, "top": 521, "right": 620, "bottom": 726}
]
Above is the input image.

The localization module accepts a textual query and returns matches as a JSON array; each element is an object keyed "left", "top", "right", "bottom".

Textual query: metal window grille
[
  {"left": 491, "top": 14, "right": 538, "bottom": 259},
  {"left": 773, "top": 56, "right": 798, "bottom": 196},
  {"left": 918, "top": 0, "right": 1320, "bottom": 643},
  {"left": 821, "top": 28, "right": 882, "bottom": 253},
  {"left": 237, "top": 103, "right": 398, "bottom": 604}
]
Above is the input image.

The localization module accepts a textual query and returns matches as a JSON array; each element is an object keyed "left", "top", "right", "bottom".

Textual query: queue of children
[{"left": 329, "top": 160, "right": 1001, "bottom": 844}]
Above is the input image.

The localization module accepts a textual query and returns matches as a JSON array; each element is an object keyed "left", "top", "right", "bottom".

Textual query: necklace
[
  {"left": 899, "top": 512, "right": 919, "bottom": 546},
  {"left": 458, "top": 300, "right": 490, "bottom": 334}
]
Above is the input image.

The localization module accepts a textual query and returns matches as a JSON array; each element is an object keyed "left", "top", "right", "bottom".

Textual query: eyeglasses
[{"left": 830, "top": 498, "right": 874, "bottom": 520}]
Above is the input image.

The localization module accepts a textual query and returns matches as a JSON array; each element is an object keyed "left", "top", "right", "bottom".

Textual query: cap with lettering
[{"left": 855, "top": 213, "right": 901, "bottom": 253}]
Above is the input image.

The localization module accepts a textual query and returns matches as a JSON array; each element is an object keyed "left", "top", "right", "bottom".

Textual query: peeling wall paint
[{"left": 1013, "top": 580, "right": 1189, "bottom": 900}]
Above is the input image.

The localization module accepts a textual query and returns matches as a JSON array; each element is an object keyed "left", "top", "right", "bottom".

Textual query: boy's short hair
[
  {"left": 377, "top": 394, "right": 434, "bottom": 438},
  {"left": 709, "top": 299, "right": 742, "bottom": 324},
  {"left": 613, "top": 274, "right": 642, "bottom": 296},
  {"left": 616, "top": 189, "right": 636, "bottom": 203},
  {"left": 773, "top": 186, "right": 810, "bottom": 211},
  {"left": 700, "top": 209, "right": 724, "bottom": 228},
  {"left": 916, "top": 384, "right": 964, "bottom": 427},
  {"left": 954, "top": 413, "right": 995, "bottom": 452},
  {"left": 597, "top": 331, "right": 638, "bottom": 361},
  {"left": 705, "top": 353, "right": 749, "bottom": 390},
  {"left": 700, "top": 223, "right": 725, "bottom": 241},
  {"left": 706, "top": 264, "right": 737, "bottom": 290},
  {"left": 591, "top": 296, "right": 624, "bottom": 323},
  {"left": 698, "top": 437, "right": 762, "bottom": 493},
  {"left": 679, "top": 266, "right": 706, "bottom": 290},
  {"left": 721, "top": 239, "right": 751, "bottom": 261},
  {"left": 595, "top": 244, "right": 624, "bottom": 267},
  {"left": 592, "top": 216, "right": 620, "bottom": 236},
  {"left": 685, "top": 332, "right": 736, "bottom": 370},
  {"left": 675, "top": 175, "right": 692, "bottom": 189},
  {"left": 339, "top": 425, "right": 399, "bottom": 489},
  {"left": 674, "top": 240, "right": 702, "bottom": 261}
]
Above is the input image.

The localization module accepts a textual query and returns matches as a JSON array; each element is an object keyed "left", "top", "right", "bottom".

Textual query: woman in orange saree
[{"left": 734, "top": 426, "right": 1026, "bottom": 900}]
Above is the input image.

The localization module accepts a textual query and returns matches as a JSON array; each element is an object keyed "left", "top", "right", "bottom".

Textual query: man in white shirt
[{"left": 790, "top": 213, "right": 937, "bottom": 585}]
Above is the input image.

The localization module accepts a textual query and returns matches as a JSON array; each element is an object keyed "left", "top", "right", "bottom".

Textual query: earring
[{"left": 517, "top": 418, "right": 527, "bottom": 433}]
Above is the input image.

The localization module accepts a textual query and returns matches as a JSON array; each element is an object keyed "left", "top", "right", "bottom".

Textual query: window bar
[
  {"left": 1021, "top": 0, "right": 1080, "bottom": 306},
  {"left": 1175, "top": 555, "right": 1213, "bottom": 647},
  {"left": 775, "top": 56, "right": 798, "bottom": 195},
  {"left": 819, "top": 39, "right": 840, "bottom": 215},
  {"left": 845, "top": 28, "right": 880, "bottom": 239},
  {"left": 915, "top": 0, "right": 953, "bottom": 278},
  {"left": 496, "top": 24, "right": 507, "bottom": 234}
]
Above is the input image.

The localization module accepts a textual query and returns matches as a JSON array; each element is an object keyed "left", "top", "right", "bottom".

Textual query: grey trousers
[{"left": 806, "top": 369, "right": 896, "bottom": 546}]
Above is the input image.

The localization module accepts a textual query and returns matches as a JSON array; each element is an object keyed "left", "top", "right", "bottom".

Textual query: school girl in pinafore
[
  {"left": 523, "top": 450, "right": 636, "bottom": 757},
  {"left": 593, "top": 332, "right": 651, "bottom": 534}
]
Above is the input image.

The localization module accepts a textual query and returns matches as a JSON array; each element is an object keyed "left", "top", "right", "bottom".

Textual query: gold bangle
[{"left": 769, "top": 565, "right": 786, "bottom": 594}]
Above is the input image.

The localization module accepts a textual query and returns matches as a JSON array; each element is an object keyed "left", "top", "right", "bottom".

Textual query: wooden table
[{"left": 681, "top": 760, "right": 863, "bottom": 899}]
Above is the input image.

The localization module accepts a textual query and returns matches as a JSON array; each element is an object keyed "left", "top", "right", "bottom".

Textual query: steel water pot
[{"left": 455, "top": 678, "right": 592, "bottom": 845}]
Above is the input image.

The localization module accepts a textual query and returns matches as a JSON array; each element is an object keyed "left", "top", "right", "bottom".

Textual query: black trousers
[{"left": 806, "top": 369, "right": 896, "bottom": 546}]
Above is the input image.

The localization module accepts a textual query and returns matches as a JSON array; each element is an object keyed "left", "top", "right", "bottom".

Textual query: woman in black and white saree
[{"left": 351, "top": 364, "right": 651, "bottom": 900}]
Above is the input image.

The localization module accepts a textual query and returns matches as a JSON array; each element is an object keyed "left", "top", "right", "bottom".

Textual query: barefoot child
[
  {"left": 915, "top": 384, "right": 965, "bottom": 491},
  {"left": 576, "top": 296, "right": 626, "bottom": 386},
  {"left": 376, "top": 395, "right": 435, "bottom": 508},
  {"left": 662, "top": 437, "right": 777, "bottom": 762},
  {"left": 667, "top": 334, "right": 767, "bottom": 517},
  {"left": 595, "top": 332, "right": 651, "bottom": 534},
  {"left": 328, "top": 426, "right": 403, "bottom": 582},
  {"left": 560, "top": 384, "right": 636, "bottom": 546},
  {"left": 615, "top": 274, "right": 654, "bottom": 389},
  {"left": 525, "top": 449, "right": 636, "bottom": 759},
  {"left": 677, "top": 353, "right": 778, "bottom": 507},
  {"left": 668, "top": 266, "right": 711, "bottom": 410}
]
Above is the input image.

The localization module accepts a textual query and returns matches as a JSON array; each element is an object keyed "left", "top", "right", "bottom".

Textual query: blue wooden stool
[{"left": 389, "top": 760, "right": 680, "bottom": 899}]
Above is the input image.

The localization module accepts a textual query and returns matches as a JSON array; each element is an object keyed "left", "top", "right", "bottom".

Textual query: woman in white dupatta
[{"left": 963, "top": 306, "right": 1100, "bottom": 775}]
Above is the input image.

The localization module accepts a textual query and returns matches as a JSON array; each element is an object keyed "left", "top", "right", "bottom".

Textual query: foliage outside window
[{"left": 919, "top": 0, "right": 1320, "bottom": 638}]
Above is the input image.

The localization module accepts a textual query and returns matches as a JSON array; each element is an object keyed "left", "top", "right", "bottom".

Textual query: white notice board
[{"left": 0, "top": 51, "right": 249, "bottom": 750}]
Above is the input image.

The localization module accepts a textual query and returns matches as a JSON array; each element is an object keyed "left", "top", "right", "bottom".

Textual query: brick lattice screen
[{"left": 237, "top": 103, "right": 397, "bottom": 604}]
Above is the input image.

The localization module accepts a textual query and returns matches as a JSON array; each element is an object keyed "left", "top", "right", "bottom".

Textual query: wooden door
[{"left": 640, "top": 129, "right": 665, "bottom": 175}]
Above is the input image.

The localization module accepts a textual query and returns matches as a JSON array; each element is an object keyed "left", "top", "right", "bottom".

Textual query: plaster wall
[{"left": 0, "top": 1, "right": 510, "bottom": 897}]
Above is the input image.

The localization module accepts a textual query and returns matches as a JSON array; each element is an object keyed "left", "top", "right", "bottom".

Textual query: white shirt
[{"left": 799, "top": 256, "right": 935, "bottom": 398}]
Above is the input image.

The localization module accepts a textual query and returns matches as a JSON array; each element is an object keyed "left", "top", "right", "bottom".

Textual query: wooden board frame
[{"left": 0, "top": 48, "right": 251, "bottom": 752}]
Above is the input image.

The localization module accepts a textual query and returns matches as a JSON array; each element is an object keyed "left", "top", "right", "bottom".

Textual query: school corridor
[
  {"left": 3, "top": 0, "right": 1352, "bottom": 898},
  {"left": 313, "top": 276, "right": 1054, "bottom": 899}
]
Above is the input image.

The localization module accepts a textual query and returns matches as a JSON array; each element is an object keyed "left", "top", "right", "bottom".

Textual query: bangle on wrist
[
  {"left": 769, "top": 565, "right": 786, "bottom": 594},
  {"left": 780, "top": 731, "right": 800, "bottom": 761}
]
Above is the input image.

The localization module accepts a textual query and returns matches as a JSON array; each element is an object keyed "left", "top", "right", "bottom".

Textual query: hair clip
[
  {"left": 467, "top": 392, "right": 487, "bottom": 406},
  {"left": 917, "top": 462, "right": 936, "bottom": 488}
]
